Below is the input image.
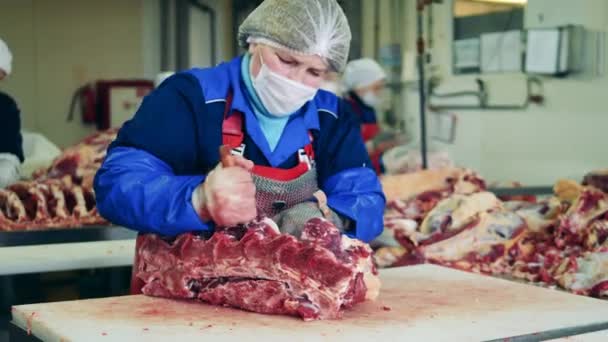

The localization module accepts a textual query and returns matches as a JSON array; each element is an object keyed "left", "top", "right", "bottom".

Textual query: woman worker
[
  {"left": 342, "top": 58, "right": 387, "bottom": 144},
  {"left": 342, "top": 58, "right": 452, "bottom": 174},
  {"left": 94, "top": 0, "right": 385, "bottom": 243},
  {"left": 0, "top": 38, "right": 23, "bottom": 188},
  {"left": 342, "top": 58, "right": 404, "bottom": 174}
]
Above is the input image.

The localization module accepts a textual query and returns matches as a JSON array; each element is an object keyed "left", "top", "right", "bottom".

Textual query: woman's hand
[{"left": 192, "top": 154, "right": 257, "bottom": 227}]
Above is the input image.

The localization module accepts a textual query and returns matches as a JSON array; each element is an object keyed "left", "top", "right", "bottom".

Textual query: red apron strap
[
  {"left": 304, "top": 132, "right": 315, "bottom": 160},
  {"left": 348, "top": 96, "right": 379, "bottom": 142},
  {"left": 361, "top": 123, "right": 380, "bottom": 142},
  {"left": 348, "top": 97, "right": 364, "bottom": 119},
  {"left": 222, "top": 91, "right": 245, "bottom": 148},
  {"left": 220, "top": 89, "right": 317, "bottom": 181}
]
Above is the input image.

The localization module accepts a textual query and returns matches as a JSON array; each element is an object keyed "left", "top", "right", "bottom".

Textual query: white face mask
[
  {"left": 361, "top": 92, "right": 380, "bottom": 107},
  {"left": 252, "top": 54, "right": 318, "bottom": 117}
]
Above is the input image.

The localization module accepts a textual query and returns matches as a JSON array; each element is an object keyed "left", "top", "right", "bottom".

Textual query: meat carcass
[
  {"left": 375, "top": 177, "right": 608, "bottom": 299},
  {"left": 555, "top": 250, "right": 608, "bottom": 297},
  {"left": 0, "top": 180, "right": 106, "bottom": 231},
  {"left": 583, "top": 169, "right": 608, "bottom": 194},
  {"left": 1, "top": 129, "right": 117, "bottom": 230},
  {"left": 555, "top": 187, "right": 608, "bottom": 250},
  {"left": 33, "top": 129, "right": 118, "bottom": 187},
  {"left": 133, "top": 218, "right": 380, "bottom": 321},
  {"left": 380, "top": 170, "right": 488, "bottom": 250}
]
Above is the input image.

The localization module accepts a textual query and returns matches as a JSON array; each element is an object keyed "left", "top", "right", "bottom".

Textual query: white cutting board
[
  {"left": 11, "top": 265, "right": 608, "bottom": 342},
  {"left": 0, "top": 239, "right": 135, "bottom": 276},
  {"left": 549, "top": 330, "right": 608, "bottom": 341}
]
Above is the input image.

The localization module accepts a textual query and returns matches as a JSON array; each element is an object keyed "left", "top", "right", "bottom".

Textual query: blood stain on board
[
  {"left": 382, "top": 306, "right": 392, "bottom": 311},
  {"left": 26, "top": 312, "right": 37, "bottom": 335}
]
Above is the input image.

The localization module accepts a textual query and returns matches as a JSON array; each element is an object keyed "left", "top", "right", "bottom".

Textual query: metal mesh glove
[
  {"left": 237, "top": 0, "right": 351, "bottom": 72},
  {"left": 273, "top": 201, "right": 345, "bottom": 238}
]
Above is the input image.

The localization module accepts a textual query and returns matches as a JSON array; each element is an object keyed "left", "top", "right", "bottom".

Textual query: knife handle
[{"left": 219, "top": 145, "right": 236, "bottom": 168}]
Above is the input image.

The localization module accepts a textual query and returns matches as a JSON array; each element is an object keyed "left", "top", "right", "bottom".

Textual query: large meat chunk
[
  {"left": 556, "top": 250, "right": 608, "bottom": 297},
  {"left": 134, "top": 218, "right": 380, "bottom": 321},
  {"left": 583, "top": 169, "right": 608, "bottom": 194},
  {"left": 0, "top": 180, "right": 106, "bottom": 231},
  {"left": 379, "top": 169, "right": 486, "bottom": 249},
  {"left": 420, "top": 210, "right": 528, "bottom": 274},
  {"left": 375, "top": 175, "right": 608, "bottom": 299},
  {"left": 33, "top": 129, "right": 118, "bottom": 188},
  {"left": 0, "top": 129, "right": 116, "bottom": 230},
  {"left": 555, "top": 187, "right": 608, "bottom": 250}
]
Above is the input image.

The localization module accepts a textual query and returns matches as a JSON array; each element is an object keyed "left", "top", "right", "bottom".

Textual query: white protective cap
[
  {"left": 342, "top": 58, "right": 387, "bottom": 91},
  {"left": 237, "top": 0, "right": 352, "bottom": 72},
  {"left": 0, "top": 38, "right": 12, "bottom": 76}
]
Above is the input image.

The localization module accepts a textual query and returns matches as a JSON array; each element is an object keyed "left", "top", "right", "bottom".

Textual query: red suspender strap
[
  {"left": 348, "top": 97, "right": 364, "bottom": 119},
  {"left": 304, "top": 132, "right": 315, "bottom": 160},
  {"left": 361, "top": 123, "right": 381, "bottom": 142},
  {"left": 348, "top": 96, "right": 379, "bottom": 142},
  {"left": 221, "top": 91, "right": 245, "bottom": 148},
  {"left": 220, "top": 89, "right": 316, "bottom": 181}
]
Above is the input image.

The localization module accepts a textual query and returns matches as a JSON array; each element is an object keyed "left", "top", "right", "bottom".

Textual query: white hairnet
[
  {"left": 342, "top": 58, "right": 387, "bottom": 91},
  {"left": 238, "top": 0, "right": 351, "bottom": 72},
  {"left": 0, "top": 38, "right": 12, "bottom": 76}
]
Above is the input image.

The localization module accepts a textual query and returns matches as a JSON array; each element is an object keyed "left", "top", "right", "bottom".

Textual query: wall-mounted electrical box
[{"left": 525, "top": 25, "right": 605, "bottom": 77}]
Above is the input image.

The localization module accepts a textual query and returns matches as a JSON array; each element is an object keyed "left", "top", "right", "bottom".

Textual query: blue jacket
[
  {"left": 94, "top": 56, "right": 385, "bottom": 242},
  {"left": 0, "top": 92, "right": 24, "bottom": 162},
  {"left": 345, "top": 91, "right": 377, "bottom": 125}
]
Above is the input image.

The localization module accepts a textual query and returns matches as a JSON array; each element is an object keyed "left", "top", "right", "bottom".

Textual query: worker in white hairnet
[
  {"left": 343, "top": 58, "right": 387, "bottom": 143},
  {"left": 0, "top": 38, "right": 23, "bottom": 188},
  {"left": 342, "top": 58, "right": 406, "bottom": 173},
  {"left": 343, "top": 58, "right": 452, "bottom": 174},
  {"left": 95, "top": 0, "right": 385, "bottom": 259}
]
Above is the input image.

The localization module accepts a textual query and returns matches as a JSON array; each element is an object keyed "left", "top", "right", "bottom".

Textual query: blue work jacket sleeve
[
  {"left": 94, "top": 74, "right": 213, "bottom": 235},
  {"left": 94, "top": 146, "right": 212, "bottom": 235},
  {"left": 318, "top": 100, "right": 386, "bottom": 243}
]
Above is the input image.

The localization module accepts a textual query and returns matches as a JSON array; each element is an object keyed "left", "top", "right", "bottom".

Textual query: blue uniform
[
  {"left": 94, "top": 55, "right": 385, "bottom": 242},
  {"left": 0, "top": 91, "right": 24, "bottom": 162},
  {"left": 345, "top": 91, "right": 378, "bottom": 125}
]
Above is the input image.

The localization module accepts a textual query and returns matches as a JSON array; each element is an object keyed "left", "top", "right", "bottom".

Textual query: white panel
[
  {"left": 188, "top": 6, "right": 212, "bottom": 68},
  {"left": 142, "top": 0, "right": 162, "bottom": 79},
  {"left": 109, "top": 87, "right": 150, "bottom": 128},
  {"left": 525, "top": 0, "right": 608, "bottom": 30}
]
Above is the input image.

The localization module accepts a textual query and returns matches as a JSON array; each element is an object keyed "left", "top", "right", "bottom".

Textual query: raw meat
[
  {"left": 0, "top": 179, "right": 106, "bottom": 231},
  {"left": 556, "top": 250, "right": 608, "bottom": 297},
  {"left": 133, "top": 217, "right": 380, "bottom": 321},
  {"left": 0, "top": 129, "right": 116, "bottom": 231},
  {"left": 583, "top": 169, "right": 608, "bottom": 194},
  {"left": 375, "top": 176, "right": 608, "bottom": 299},
  {"left": 33, "top": 129, "right": 118, "bottom": 188},
  {"left": 420, "top": 210, "right": 528, "bottom": 274},
  {"left": 381, "top": 169, "right": 487, "bottom": 249},
  {"left": 490, "top": 181, "right": 537, "bottom": 203}
]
